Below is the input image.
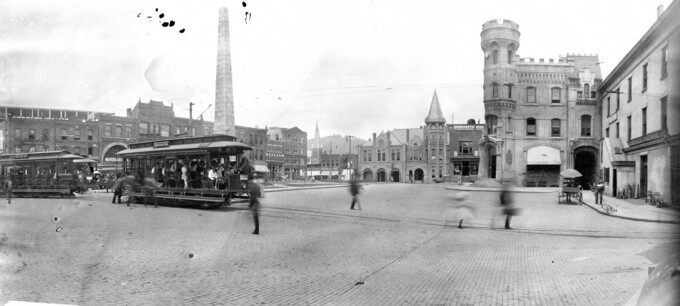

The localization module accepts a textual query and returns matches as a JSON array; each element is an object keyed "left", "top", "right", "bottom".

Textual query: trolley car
[
  {"left": 0, "top": 151, "right": 93, "bottom": 197},
  {"left": 116, "top": 135, "right": 254, "bottom": 208}
]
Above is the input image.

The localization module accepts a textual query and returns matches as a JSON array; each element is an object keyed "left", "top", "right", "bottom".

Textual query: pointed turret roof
[{"left": 424, "top": 90, "right": 446, "bottom": 124}]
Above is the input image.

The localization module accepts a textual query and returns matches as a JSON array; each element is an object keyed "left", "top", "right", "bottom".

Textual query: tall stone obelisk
[{"left": 214, "top": 7, "right": 236, "bottom": 136}]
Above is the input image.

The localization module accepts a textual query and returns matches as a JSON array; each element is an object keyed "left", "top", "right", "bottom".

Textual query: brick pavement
[{"left": 0, "top": 185, "right": 678, "bottom": 305}]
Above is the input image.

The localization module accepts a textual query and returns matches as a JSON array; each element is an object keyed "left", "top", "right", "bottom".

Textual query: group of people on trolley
[{"left": 125, "top": 152, "right": 253, "bottom": 191}]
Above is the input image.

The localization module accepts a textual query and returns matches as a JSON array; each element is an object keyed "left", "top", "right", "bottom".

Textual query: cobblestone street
[{"left": 1, "top": 184, "right": 678, "bottom": 305}]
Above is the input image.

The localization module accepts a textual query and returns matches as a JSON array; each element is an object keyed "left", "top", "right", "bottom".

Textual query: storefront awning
[
  {"left": 527, "top": 146, "right": 561, "bottom": 165},
  {"left": 308, "top": 170, "right": 339, "bottom": 176},
  {"left": 254, "top": 165, "right": 270, "bottom": 173}
]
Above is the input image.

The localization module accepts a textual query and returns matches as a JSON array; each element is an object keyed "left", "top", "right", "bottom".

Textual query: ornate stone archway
[{"left": 101, "top": 142, "right": 128, "bottom": 163}]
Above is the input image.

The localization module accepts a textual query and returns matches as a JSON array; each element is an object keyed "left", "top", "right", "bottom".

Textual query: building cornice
[{"left": 600, "top": 1, "right": 680, "bottom": 89}]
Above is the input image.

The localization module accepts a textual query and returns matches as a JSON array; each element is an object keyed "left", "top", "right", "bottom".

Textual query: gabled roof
[
  {"left": 425, "top": 90, "right": 446, "bottom": 124},
  {"left": 390, "top": 128, "right": 424, "bottom": 145}
]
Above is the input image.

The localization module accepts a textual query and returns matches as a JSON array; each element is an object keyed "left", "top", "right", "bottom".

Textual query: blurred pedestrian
[
  {"left": 111, "top": 173, "right": 125, "bottom": 204},
  {"left": 499, "top": 183, "right": 515, "bottom": 229},
  {"left": 349, "top": 175, "right": 362, "bottom": 210},
  {"left": 4, "top": 171, "right": 12, "bottom": 204},
  {"left": 595, "top": 179, "right": 605, "bottom": 204},
  {"left": 248, "top": 179, "right": 262, "bottom": 235}
]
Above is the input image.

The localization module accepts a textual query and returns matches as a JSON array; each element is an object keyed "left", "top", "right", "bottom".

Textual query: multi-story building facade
[
  {"left": 358, "top": 91, "right": 446, "bottom": 183},
  {"left": 599, "top": 2, "right": 680, "bottom": 206},
  {"left": 449, "top": 120, "right": 484, "bottom": 182},
  {"left": 234, "top": 125, "right": 267, "bottom": 164},
  {"left": 478, "top": 19, "right": 602, "bottom": 187},
  {"left": 0, "top": 107, "right": 112, "bottom": 157},
  {"left": 267, "top": 127, "right": 307, "bottom": 180},
  {"left": 307, "top": 152, "right": 359, "bottom": 180}
]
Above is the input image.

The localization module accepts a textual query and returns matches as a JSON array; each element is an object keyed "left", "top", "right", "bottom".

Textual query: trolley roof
[
  {"left": 0, "top": 151, "right": 86, "bottom": 161},
  {"left": 116, "top": 140, "right": 253, "bottom": 156}
]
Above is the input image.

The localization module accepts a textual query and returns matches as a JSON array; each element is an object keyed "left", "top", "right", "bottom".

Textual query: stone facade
[
  {"left": 478, "top": 19, "right": 602, "bottom": 188},
  {"left": 214, "top": 7, "right": 236, "bottom": 137},
  {"left": 598, "top": 2, "right": 680, "bottom": 206}
]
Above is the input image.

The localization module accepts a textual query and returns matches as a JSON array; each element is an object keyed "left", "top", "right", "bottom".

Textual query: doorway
[
  {"left": 414, "top": 168, "right": 424, "bottom": 182},
  {"left": 391, "top": 170, "right": 400, "bottom": 182},
  {"left": 612, "top": 169, "right": 617, "bottom": 198},
  {"left": 487, "top": 146, "right": 496, "bottom": 179},
  {"left": 574, "top": 149, "right": 597, "bottom": 189},
  {"left": 640, "top": 155, "right": 648, "bottom": 195}
]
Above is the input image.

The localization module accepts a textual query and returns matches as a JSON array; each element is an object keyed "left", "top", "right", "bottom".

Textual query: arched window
[
  {"left": 485, "top": 115, "right": 498, "bottom": 135},
  {"left": 551, "top": 87, "right": 561, "bottom": 103},
  {"left": 584, "top": 83, "right": 590, "bottom": 95},
  {"left": 581, "top": 115, "right": 592, "bottom": 137},
  {"left": 492, "top": 49, "right": 499, "bottom": 64},
  {"left": 507, "top": 50, "right": 513, "bottom": 64},
  {"left": 378, "top": 139, "right": 385, "bottom": 147},
  {"left": 526, "top": 87, "right": 536, "bottom": 103},
  {"left": 551, "top": 119, "right": 561, "bottom": 137},
  {"left": 526, "top": 118, "right": 537, "bottom": 136},
  {"left": 492, "top": 83, "right": 499, "bottom": 98}
]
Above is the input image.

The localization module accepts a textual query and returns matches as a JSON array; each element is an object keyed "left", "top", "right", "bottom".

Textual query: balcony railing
[
  {"left": 628, "top": 129, "right": 668, "bottom": 147},
  {"left": 576, "top": 98, "right": 597, "bottom": 105}
]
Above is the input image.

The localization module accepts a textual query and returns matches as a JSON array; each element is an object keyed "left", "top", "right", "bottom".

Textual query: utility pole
[
  {"left": 346, "top": 135, "right": 353, "bottom": 180},
  {"left": 189, "top": 102, "right": 195, "bottom": 137}
]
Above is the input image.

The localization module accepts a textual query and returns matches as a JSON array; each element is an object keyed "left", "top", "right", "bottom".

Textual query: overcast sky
[{"left": 0, "top": 0, "right": 673, "bottom": 140}]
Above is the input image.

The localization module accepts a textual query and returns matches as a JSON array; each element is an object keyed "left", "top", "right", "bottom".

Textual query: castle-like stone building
[{"left": 478, "top": 19, "right": 602, "bottom": 187}]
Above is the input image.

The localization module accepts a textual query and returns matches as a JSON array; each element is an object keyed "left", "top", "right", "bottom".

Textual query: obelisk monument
[{"left": 214, "top": 7, "right": 236, "bottom": 136}]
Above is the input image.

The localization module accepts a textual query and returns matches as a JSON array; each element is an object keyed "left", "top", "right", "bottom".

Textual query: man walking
[
  {"left": 111, "top": 173, "right": 125, "bottom": 204},
  {"left": 499, "top": 184, "right": 514, "bottom": 229},
  {"left": 595, "top": 179, "right": 605, "bottom": 204},
  {"left": 349, "top": 175, "right": 362, "bottom": 210},
  {"left": 248, "top": 179, "right": 262, "bottom": 235}
]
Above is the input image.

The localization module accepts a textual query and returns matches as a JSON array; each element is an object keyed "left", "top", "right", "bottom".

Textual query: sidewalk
[
  {"left": 445, "top": 183, "right": 559, "bottom": 193},
  {"left": 580, "top": 191, "right": 680, "bottom": 224}
]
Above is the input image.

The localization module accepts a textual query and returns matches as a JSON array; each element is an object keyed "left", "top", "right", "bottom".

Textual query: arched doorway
[
  {"left": 363, "top": 169, "right": 374, "bottom": 181},
  {"left": 102, "top": 143, "right": 128, "bottom": 171},
  {"left": 391, "top": 170, "right": 400, "bottom": 182},
  {"left": 414, "top": 168, "right": 424, "bottom": 182},
  {"left": 487, "top": 145, "right": 497, "bottom": 179},
  {"left": 376, "top": 168, "right": 386, "bottom": 182},
  {"left": 574, "top": 147, "right": 597, "bottom": 190}
]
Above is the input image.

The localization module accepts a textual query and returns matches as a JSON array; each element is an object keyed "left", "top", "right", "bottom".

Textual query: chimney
[
  {"left": 373, "top": 133, "right": 376, "bottom": 146},
  {"left": 214, "top": 7, "right": 236, "bottom": 136},
  {"left": 657, "top": 5, "right": 664, "bottom": 19},
  {"left": 126, "top": 108, "right": 132, "bottom": 117},
  {"left": 406, "top": 129, "right": 410, "bottom": 142}
]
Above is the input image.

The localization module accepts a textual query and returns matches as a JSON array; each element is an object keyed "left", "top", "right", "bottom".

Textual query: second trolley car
[
  {"left": 0, "top": 151, "right": 95, "bottom": 197},
  {"left": 116, "top": 135, "right": 254, "bottom": 208}
]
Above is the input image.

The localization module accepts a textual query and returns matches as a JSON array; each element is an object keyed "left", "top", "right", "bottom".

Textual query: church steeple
[
  {"left": 314, "top": 121, "right": 320, "bottom": 149},
  {"left": 425, "top": 89, "right": 446, "bottom": 124}
]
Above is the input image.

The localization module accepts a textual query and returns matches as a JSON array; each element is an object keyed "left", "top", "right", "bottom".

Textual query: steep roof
[
  {"left": 424, "top": 90, "right": 446, "bottom": 124},
  {"left": 390, "top": 128, "right": 423, "bottom": 145}
]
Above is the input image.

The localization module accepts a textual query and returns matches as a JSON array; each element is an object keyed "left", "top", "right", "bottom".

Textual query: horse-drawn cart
[{"left": 557, "top": 169, "right": 583, "bottom": 205}]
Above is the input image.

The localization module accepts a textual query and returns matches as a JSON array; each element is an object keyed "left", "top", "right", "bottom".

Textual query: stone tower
[
  {"left": 214, "top": 7, "right": 236, "bottom": 137},
  {"left": 479, "top": 19, "right": 520, "bottom": 181},
  {"left": 424, "top": 90, "right": 447, "bottom": 181}
]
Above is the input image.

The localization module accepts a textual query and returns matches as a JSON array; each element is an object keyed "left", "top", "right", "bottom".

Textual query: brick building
[
  {"left": 449, "top": 120, "right": 484, "bottom": 182},
  {"left": 267, "top": 127, "right": 307, "bottom": 180},
  {"left": 357, "top": 91, "right": 447, "bottom": 183},
  {"left": 598, "top": 2, "right": 680, "bottom": 206},
  {"left": 478, "top": 19, "right": 602, "bottom": 187}
]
